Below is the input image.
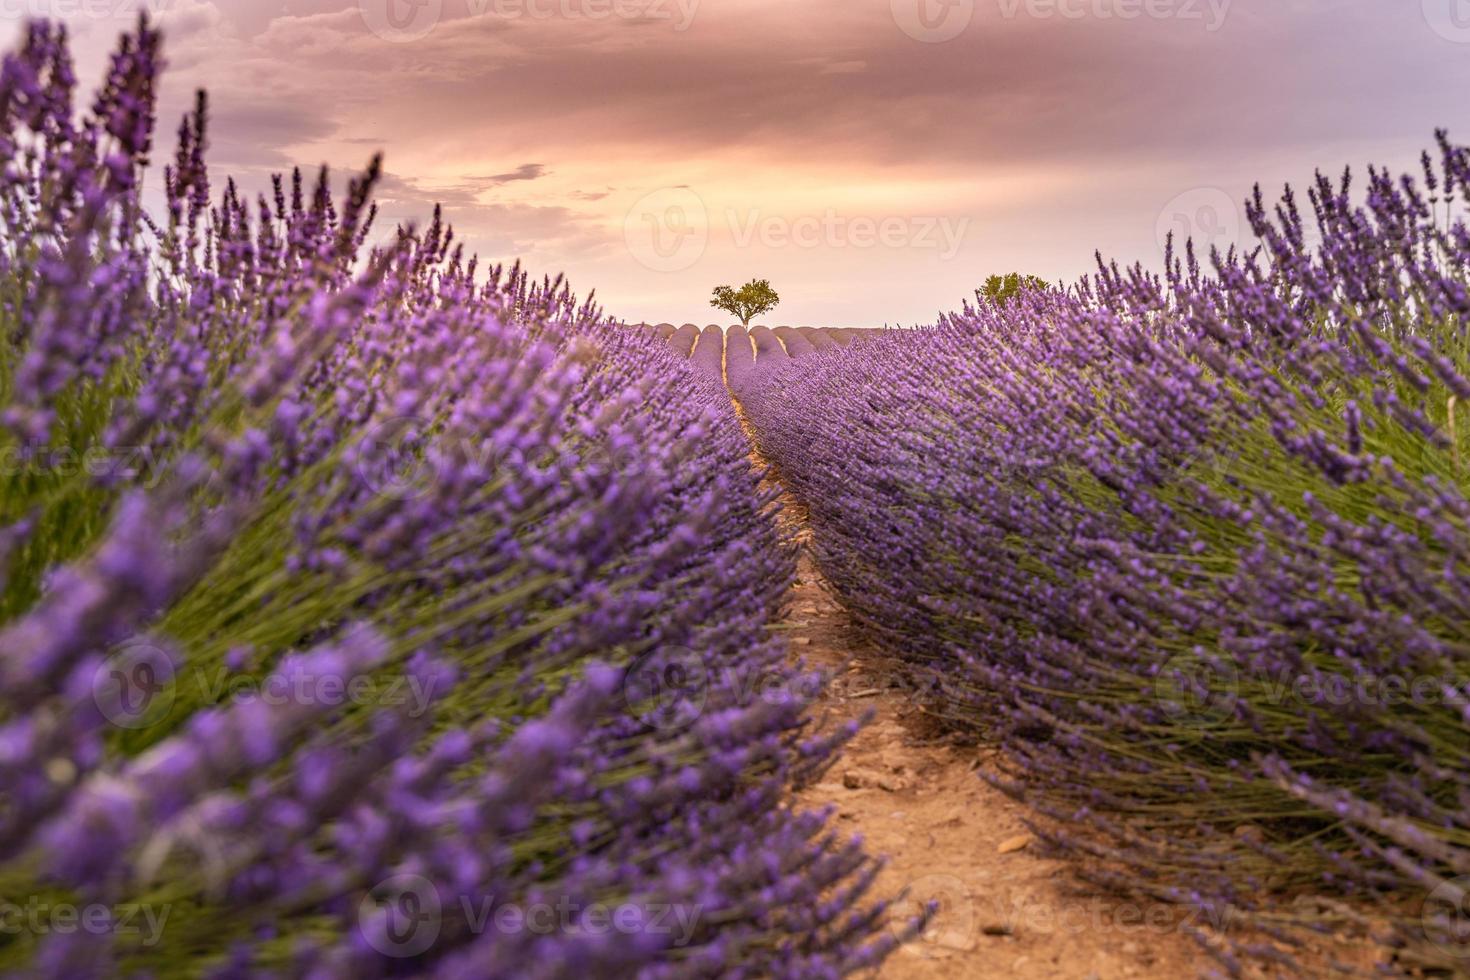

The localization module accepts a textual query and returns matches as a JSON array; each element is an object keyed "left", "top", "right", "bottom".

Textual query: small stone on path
[{"left": 997, "top": 834, "right": 1032, "bottom": 854}]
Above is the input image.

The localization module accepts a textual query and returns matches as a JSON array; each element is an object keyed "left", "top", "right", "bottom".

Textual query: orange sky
[{"left": 13, "top": 0, "right": 1470, "bottom": 325}]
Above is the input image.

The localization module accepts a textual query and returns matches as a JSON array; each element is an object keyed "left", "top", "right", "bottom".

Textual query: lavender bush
[
  {"left": 744, "top": 139, "right": 1470, "bottom": 972},
  {"left": 747, "top": 328, "right": 783, "bottom": 363},
  {"left": 0, "top": 20, "right": 907, "bottom": 977},
  {"left": 772, "top": 329, "right": 815, "bottom": 358},
  {"left": 687, "top": 326, "right": 724, "bottom": 381},
  {"left": 722, "top": 327, "right": 756, "bottom": 403},
  {"left": 794, "top": 328, "right": 834, "bottom": 353},
  {"left": 666, "top": 324, "right": 699, "bottom": 358}
]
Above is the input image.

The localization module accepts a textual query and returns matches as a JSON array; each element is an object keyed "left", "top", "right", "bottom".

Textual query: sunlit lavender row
[
  {"left": 738, "top": 138, "right": 1470, "bottom": 972},
  {"left": 0, "top": 20, "right": 908, "bottom": 977}
]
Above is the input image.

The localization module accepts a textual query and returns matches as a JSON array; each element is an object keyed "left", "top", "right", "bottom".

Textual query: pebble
[{"left": 1233, "top": 823, "right": 1265, "bottom": 844}]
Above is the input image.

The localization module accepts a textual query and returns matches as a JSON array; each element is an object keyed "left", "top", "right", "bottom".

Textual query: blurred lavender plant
[
  {"left": 742, "top": 136, "right": 1470, "bottom": 973},
  {"left": 0, "top": 18, "right": 911, "bottom": 978}
]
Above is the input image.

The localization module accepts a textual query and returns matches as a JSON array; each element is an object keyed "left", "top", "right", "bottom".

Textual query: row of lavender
[
  {"left": 743, "top": 138, "right": 1470, "bottom": 972},
  {"left": 650, "top": 325, "right": 862, "bottom": 357},
  {"left": 649, "top": 325, "right": 866, "bottom": 393},
  {"left": 0, "top": 21, "right": 904, "bottom": 977}
]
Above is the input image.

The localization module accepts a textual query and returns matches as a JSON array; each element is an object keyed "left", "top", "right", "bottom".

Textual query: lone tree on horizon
[
  {"left": 711, "top": 279, "right": 780, "bottom": 327},
  {"left": 979, "top": 272, "right": 1049, "bottom": 308}
]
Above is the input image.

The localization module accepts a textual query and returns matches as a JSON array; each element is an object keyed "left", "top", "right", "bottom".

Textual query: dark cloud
[{"left": 475, "top": 164, "right": 548, "bottom": 184}]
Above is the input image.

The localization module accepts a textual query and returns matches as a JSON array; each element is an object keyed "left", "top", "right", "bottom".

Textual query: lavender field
[
  {"left": 720, "top": 153, "right": 1470, "bottom": 974},
  {"left": 0, "top": 21, "right": 904, "bottom": 978},
  {"left": 6, "top": 12, "right": 1470, "bottom": 980}
]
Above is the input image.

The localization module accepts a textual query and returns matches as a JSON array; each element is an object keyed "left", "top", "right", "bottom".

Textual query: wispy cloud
[{"left": 475, "top": 164, "right": 548, "bottom": 185}]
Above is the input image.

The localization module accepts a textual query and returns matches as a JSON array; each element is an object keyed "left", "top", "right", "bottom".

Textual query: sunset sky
[{"left": 11, "top": 0, "right": 1470, "bottom": 325}]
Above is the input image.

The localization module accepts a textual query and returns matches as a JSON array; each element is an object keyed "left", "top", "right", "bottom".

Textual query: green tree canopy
[
  {"left": 711, "top": 279, "right": 780, "bottom": 327},
  {"left": 979, "top": 273, "right": 1049, "bottom": 308}
]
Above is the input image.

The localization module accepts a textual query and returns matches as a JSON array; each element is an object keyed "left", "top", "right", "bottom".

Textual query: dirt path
[{"left": 771, "top": 497, "right": 1214, "bottom": 979}]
